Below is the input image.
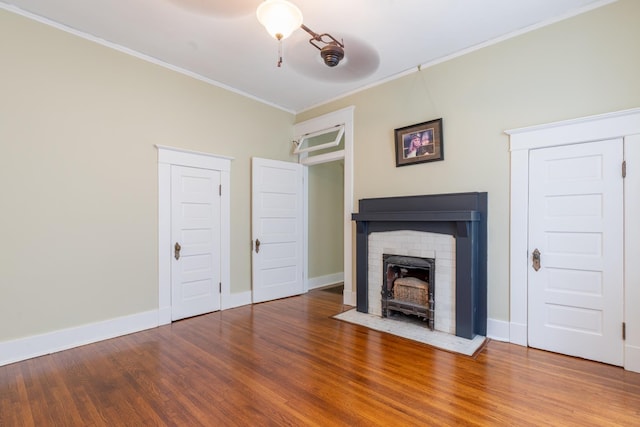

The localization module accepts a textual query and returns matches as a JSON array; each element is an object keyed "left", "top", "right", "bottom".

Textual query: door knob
[
  {"left": 255, "top": 239, "right": 261, "bottom": 253},
  {"left": 532, "top": 248, "right": 541, "bottom": 271},
  {"left": 174, "top": 242, "right": 181, "bottom": 260}
]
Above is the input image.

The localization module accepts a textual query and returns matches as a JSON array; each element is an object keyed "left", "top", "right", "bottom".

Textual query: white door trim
[
  {"left": 624, "top": 135, "right": 640, "bottom": 372},
  {"left": 294, "top": 106, "right": 355, "bottom": 306},
  {"left": 156, "top": 145, "right": 232, "bottom": 325},
  {"left": 505, "top": 107, "right": 640, "bottom": 372}
]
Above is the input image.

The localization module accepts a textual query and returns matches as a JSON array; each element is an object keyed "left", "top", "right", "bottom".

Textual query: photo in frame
[{"left": 394, "top": 118, "right": 443, "bottom": 167}]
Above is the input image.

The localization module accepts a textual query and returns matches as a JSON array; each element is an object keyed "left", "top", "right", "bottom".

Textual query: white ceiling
[{"left": 2, "top": 0, "right": 613, "bottom": 113}]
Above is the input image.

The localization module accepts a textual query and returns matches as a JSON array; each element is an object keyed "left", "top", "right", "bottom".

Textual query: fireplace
[
  {"left": 382, "top": 254, "right": 435, "bottom": 329},
  {"left": 352, "top": 192, "right": 487, "bottom": 339},
  {"left": 368, "top": 230, "right": 456, "bottom": 334}
]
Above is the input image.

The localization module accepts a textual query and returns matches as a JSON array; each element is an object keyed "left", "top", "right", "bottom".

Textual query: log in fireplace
[{"left": 352, "top": 192, "right": 487, "bottom": 339}]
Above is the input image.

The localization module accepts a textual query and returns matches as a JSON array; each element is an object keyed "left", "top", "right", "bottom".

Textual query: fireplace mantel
[
  {"left": 351, "top": 192, "right": 487, "bottom": 339},
  {"left": 352, "top": 210, "right": 479, "bottom": 221},
  {"left": 352, "top": 210, "right": 480, "bottom": 238}
]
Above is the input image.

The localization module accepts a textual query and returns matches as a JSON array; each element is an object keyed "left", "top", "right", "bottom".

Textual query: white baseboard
[
  {"left": 0, "top": 292, "right": 254, "bottom": 367},
  {"left": 222, "top": 291, "right": 252, "bottom": 310},
  {"left": 0, "top": 310, "right": 158, "bottom": 367},
  {"left": 308, "top": 272, "right": 344, "bottom": 290},
  {"left": 343, "top": 290, "right": 356, "bottom": 307},
  {"left": 158, "top": 307, "right": 172, "bottom": 326},
  {"left": 486, "top": 318, "right": 510, "bottom": 342},
  {"left": 625, "top": 344, "right": 640, "bottom": 373},
  {"left": 509, "top": 322, "right": 528, "bottom": 346}
]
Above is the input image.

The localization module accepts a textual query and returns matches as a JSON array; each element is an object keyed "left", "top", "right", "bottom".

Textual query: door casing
[
  {"left": 157, "top": 145, "right": 231, "bottom": 325},
  {"left": 506, "top": 108, "right": 640, "bottom": 372},
  {"left": 294, "top": 106, "right": 355, "bottom": 306}
]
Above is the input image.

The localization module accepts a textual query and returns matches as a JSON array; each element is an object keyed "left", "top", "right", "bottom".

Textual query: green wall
[
  {"left": 308, "top": 160, "right": 344, "bottom": 280},
  {"left": 2, "top": 0, "right": 638, "bottom": 344},
  {"left": 0, "top": 9, "right": 295, "bottom": 341},
  {"left": 297, "top": 0, "right": 640, "bottom": 322}
]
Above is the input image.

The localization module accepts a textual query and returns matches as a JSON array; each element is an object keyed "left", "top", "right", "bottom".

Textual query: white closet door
[
  {"left": 171, "top": 165, "right": 221, "bottom": 320},
  {"left": 251, "top": 158, "right": 304, "bottom": 303},
  {"left": 528, "top": 139, "right": 624, "bottom": 366}
]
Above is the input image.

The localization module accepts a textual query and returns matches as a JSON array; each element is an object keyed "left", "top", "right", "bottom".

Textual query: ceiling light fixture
[
  {"left": 256, "top": 0, "right": 345, "bottom": 68},
  {"left": 256, "top": 0, "right": 303, "bottom": 41}
]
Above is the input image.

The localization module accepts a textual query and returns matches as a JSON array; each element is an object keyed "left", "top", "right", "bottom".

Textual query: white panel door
[
  {"left": 528, "top": 139, "right": 623, "bottom": 365},
  {"left": 252, "top": 158, "right": 304, "bottom": 303},
  {"left": 171, "top": 165, "right": 221, "bottom": 320}
]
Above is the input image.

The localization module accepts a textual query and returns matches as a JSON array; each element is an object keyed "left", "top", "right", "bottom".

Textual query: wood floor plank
[{"left": 1, "top": 289, "right": 640, "bottom": 426}]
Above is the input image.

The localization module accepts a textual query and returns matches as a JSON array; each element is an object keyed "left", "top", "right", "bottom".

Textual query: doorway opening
[{"left": 294, "top": 106, "right": 355, "bottom": 306}]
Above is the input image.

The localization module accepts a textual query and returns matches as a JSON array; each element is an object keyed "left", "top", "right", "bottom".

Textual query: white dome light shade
[{"left": 256, "top": 0, "right": 303, "bottom": 40}]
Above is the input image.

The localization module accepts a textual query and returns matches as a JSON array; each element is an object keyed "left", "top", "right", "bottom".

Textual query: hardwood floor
[{"left": 1, "top": 289, "right": 639, "bottom": 426}]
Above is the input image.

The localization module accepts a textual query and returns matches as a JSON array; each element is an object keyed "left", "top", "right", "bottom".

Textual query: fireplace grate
[{"left": 382, "top": 254, "right": 435, "bottom": 330}]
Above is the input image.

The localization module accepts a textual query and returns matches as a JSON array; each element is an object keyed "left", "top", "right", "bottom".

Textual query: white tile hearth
[{"left": 334, "top": 309, "right": 486, "bottom": 357}]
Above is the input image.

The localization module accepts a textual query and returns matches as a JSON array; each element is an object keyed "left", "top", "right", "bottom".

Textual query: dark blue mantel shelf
[
  {"left": 351, "top": 192, "right": 487, "bottom": 339},
  {"left": 352, "top": 210, "right": 480, "bottom": 239},
  {"left": 352, "top": 210, "right": 480, "bottom": 222}
]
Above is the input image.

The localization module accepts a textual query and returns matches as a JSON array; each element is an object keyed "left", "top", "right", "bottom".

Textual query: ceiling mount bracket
[{"left": 301, "top": 24, "right": 345, "bottom": 67}]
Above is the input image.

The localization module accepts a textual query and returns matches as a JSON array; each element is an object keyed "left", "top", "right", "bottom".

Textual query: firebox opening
[{"left": 382, "top": 254, "right": 435, "bottom": 330}]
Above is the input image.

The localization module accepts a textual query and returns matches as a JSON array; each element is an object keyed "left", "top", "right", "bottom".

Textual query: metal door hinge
[
  {"left": 622, "top": 161, "right": 626, "bottom": 178},
  {"left": 219, "top": 184, "right": 222, "bottom": 196},
  {"left": 623, "top": 322, "right": 626, "bottom": 340},
  {"left": 219, "top": 282, "right": 222, "bottom": 293}
]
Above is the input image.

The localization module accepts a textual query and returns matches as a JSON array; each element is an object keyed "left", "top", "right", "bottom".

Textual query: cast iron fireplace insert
[{"left": 382, "top": 254, "right": 435, "bottom": 329}]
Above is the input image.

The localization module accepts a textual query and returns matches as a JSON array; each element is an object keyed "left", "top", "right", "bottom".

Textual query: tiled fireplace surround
[
  {"left": 352, "top": 192, "right": 487, "bottom": 339},
  {"left": 368, "top": 231, "right": 456, "bottom": 334}
]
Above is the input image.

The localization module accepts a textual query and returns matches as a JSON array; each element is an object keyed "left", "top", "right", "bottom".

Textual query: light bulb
[{"left": 256, "top": 0, "right": 303, "bottom": 40}]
